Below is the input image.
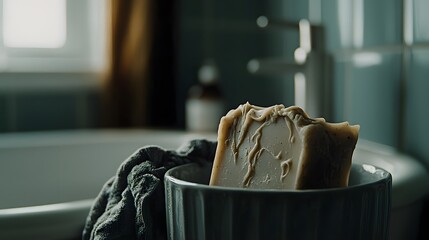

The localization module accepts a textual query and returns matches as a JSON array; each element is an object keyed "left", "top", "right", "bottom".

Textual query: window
[
  {"left": 3, "top": 0, "right": 67, "bottom": 49},
  {"left": 0, "top": 0, "right": 106, "bottom": 72}
]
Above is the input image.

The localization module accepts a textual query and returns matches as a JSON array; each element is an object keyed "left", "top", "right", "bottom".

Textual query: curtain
[{"left": 102, "top": 0, "right": 176, "bottom": 128}]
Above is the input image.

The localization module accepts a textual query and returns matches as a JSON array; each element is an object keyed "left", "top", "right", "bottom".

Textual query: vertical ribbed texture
[{"left": 165, "top": 164, "right": 391, "bottom": 240}]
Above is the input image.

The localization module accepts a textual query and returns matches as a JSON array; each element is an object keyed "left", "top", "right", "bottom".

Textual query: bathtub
[{"left": 0, "top": 130, "right": 427, "bottom": 239}]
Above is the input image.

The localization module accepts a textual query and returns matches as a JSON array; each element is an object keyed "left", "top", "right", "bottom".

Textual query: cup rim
[{"left": 165, "top": 162, "right": 392, "bottom": 194}]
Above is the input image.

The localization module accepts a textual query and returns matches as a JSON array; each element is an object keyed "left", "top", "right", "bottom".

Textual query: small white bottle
[{"left": 186, "top": 60, "right": 224, "bottom": 132}]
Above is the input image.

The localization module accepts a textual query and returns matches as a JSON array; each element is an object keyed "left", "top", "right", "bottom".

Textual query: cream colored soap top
[{"left": 209, "top": 102, "right": 360, "bottom": 190}]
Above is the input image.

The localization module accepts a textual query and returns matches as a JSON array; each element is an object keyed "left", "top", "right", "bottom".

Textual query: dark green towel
[{"left": 82, "top": 139, "right": 217, "bottom": 240}]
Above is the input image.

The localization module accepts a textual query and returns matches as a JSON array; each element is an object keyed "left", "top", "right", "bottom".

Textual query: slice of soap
[{"left": 209, "top": 102, "right": 360, "bottom": 190}]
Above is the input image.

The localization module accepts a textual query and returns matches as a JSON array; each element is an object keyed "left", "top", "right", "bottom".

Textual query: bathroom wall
[
  {"left": 175, "top": 0, "right": 308, "bottom": 127},
  {"left": 321, "top": 0, "right": 403, "bottom": 148},
  {"left": 320, "top": 0, "right": 429, "bottom": 170},
  {"left": 176, "top": 0, "right": 429, "bottom": 169},
  {"left": 0, "top": 73, "right": 100, "bottom": 132}
]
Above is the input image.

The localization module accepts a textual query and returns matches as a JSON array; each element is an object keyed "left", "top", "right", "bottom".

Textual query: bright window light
[{"left": 3, "top": 0, "right": 67, "bottom": 48}]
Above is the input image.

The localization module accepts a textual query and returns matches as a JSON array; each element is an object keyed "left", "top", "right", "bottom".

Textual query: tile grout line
[
  {"left": 399, "top": 46, "right": 410, "bottom": 151},
  {"left": 398, "top": 0, "right": 413, "bottom": 151},
  {"left": 6, "top": 92, "right": 17, "bottom": 132}
]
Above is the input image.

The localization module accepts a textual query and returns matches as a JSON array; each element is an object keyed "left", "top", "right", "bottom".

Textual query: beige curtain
[{"left": 102, "top": 0, "right": 153, "bottom": 127}]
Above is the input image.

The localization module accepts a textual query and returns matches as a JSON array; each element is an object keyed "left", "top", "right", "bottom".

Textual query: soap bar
[{"left": 209, "top": 103, "right": 359, "bottom": 190}]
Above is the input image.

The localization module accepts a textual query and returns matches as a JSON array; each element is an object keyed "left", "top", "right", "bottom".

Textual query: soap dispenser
[{"left": 186, "top": 60, "right": 224, "bottom": 132}]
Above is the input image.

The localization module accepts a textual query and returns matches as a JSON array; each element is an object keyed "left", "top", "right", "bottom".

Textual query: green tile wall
[
  {"left": 0, "top": 96, "right": 7, "bottom": 132},
  {"left": 361, "top": 0, "right": 402, "bottom": 47},
  {"left": 15, "top": 93, "right": 77, "bottom": 131},
  {"left": 405, "top": 48, "right": 429, "bottom": 168},
  {"left": 347, "top": 52, "right": 402, "bottom": 147},
  {"left": 413, "top": 0, "right": 429, "bottom": 43}
]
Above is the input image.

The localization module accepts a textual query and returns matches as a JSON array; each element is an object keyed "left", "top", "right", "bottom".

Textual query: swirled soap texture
[{"left": 209, "top": 103, "right": 360, "bottom": 190}]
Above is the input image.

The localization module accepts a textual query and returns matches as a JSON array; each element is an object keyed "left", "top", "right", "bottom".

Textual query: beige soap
[{"left": 209, "top": 103, "right": 360, "bottom": 190}]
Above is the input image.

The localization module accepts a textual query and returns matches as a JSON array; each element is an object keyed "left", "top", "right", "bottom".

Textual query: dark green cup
[{"left": 165, "top": 162, "right": 391, "bottom": 240}]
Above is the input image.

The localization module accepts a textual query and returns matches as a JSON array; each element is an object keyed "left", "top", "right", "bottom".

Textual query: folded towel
[{"left": 82, "top": 139, "right": 217, "bottom": 240}]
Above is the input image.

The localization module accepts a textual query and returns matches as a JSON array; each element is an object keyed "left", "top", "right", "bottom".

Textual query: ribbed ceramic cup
[{"left": 164, "top": 162, "right": 392, "bottom": 240}]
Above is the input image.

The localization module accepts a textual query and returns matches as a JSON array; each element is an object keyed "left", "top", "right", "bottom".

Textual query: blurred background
[
  {"left": 1, "top": 0, "right": 429, "bottom": 238},
  {"left": 1, "top": 0, "right": 428, "bottom": 168}
]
